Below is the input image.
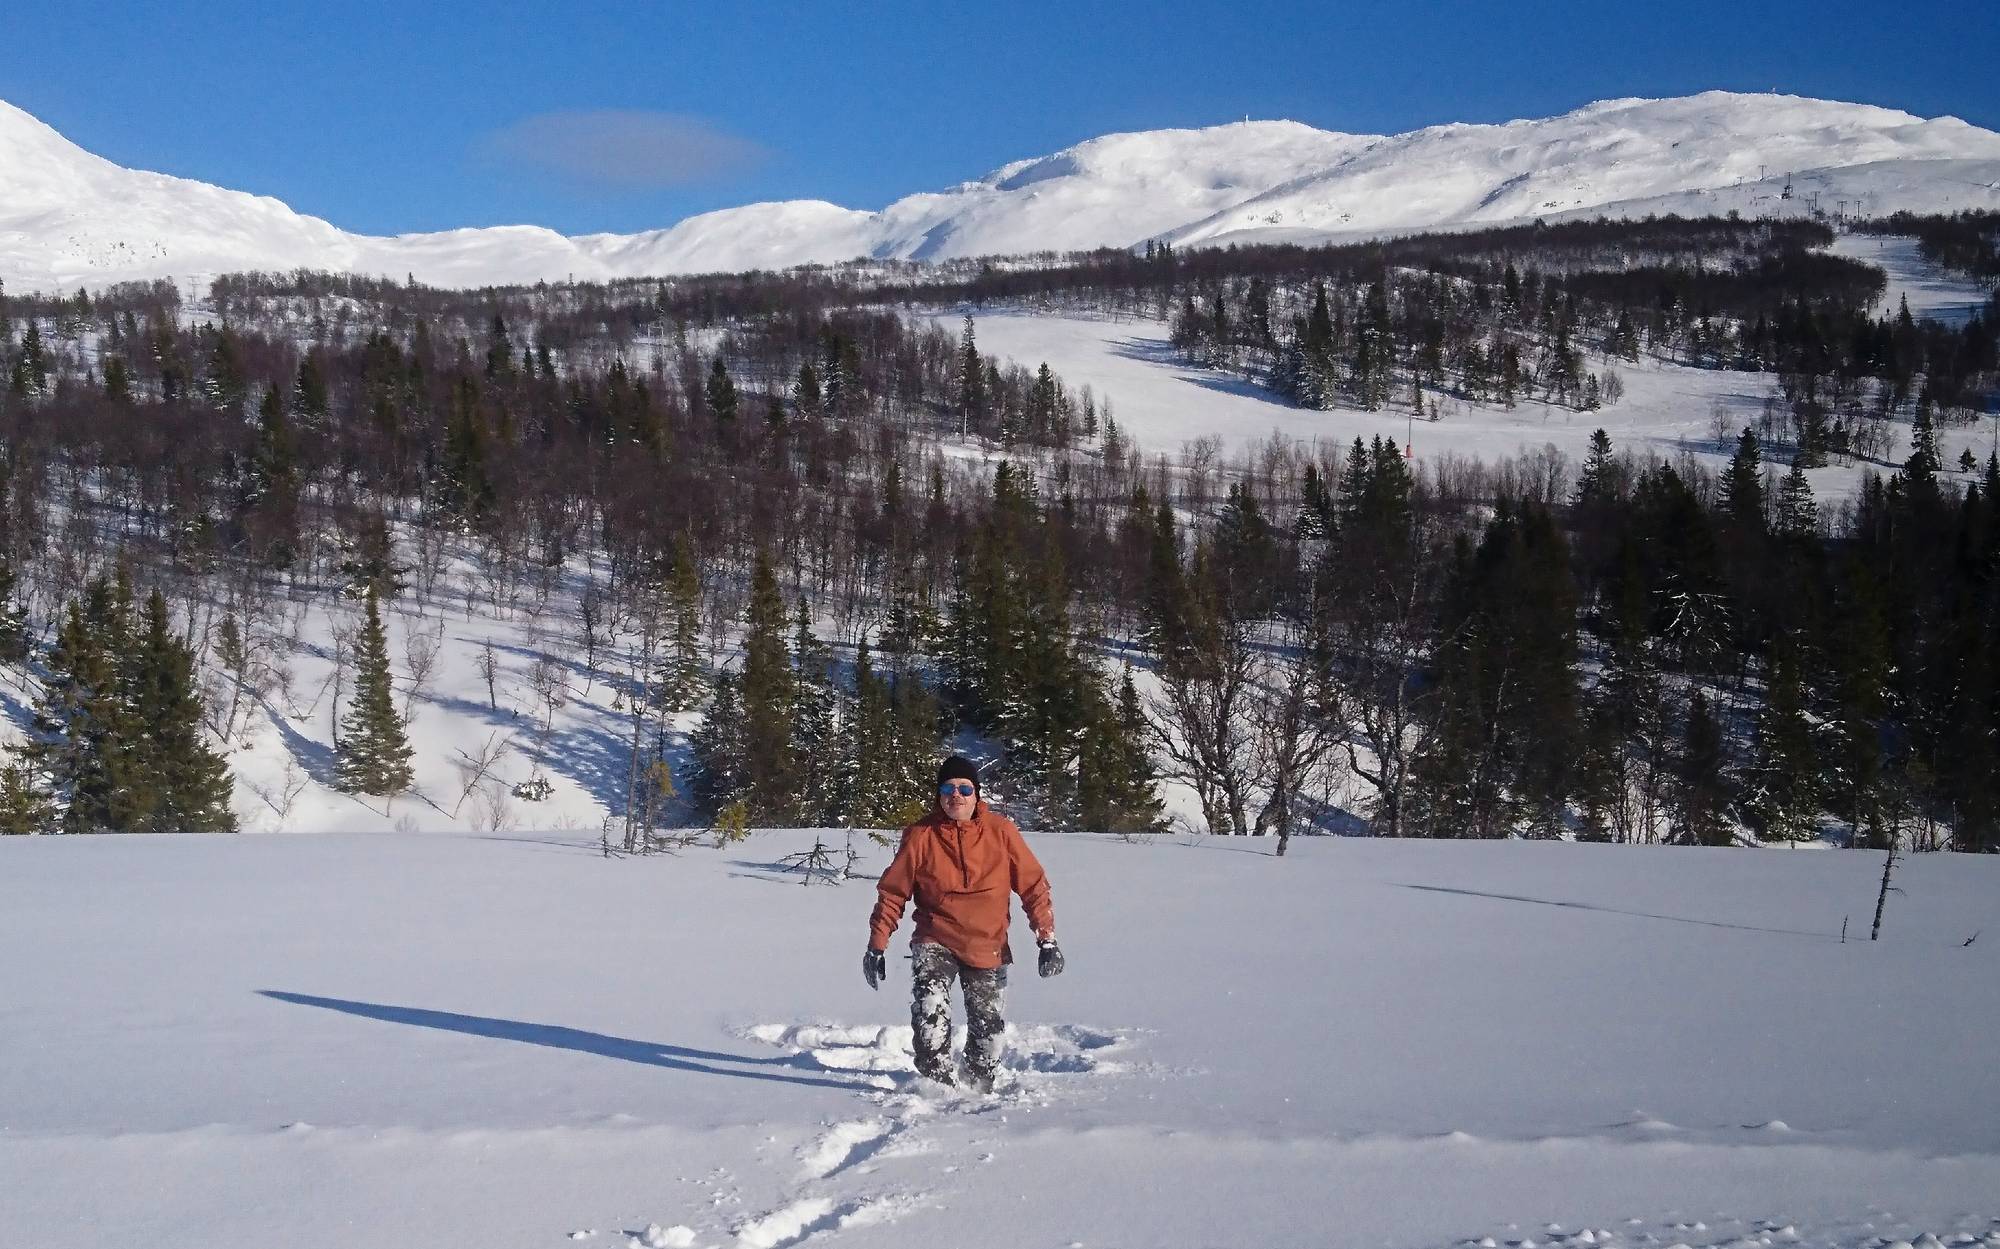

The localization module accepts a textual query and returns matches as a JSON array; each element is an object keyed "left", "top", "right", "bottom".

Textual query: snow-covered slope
[
  {"left": 6, "top": 92, "right": 2000, "bottom": 292},
  {"left": 3, "top": 829, "right": 1995, "bottom": 1249},
  {"left": 1160, "top": 93, "right": 2000, "bottom": 247}
]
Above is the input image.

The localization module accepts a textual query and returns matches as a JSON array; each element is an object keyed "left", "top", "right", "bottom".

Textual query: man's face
[{"left": 940, "top": 780, "right": 977, "bottom": 821}]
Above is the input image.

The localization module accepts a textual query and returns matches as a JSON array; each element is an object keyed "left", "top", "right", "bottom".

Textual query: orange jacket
[{"left": 868, "top": 800, "right": 1054, "bottom": 970}]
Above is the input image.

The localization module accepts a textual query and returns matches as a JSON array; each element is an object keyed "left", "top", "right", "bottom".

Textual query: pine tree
[{"left": 334, "top": 586, "right": 414, "bottom": 797}]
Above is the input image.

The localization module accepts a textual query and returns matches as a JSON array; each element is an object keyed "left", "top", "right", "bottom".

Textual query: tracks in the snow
[{"left": 614, "top": 1019, "right": 1135, "bottom": 1248}]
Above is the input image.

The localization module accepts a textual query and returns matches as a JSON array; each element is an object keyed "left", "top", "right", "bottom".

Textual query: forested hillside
[{"left": 1, "top": 211, "right": 1996, "bottom": 848}]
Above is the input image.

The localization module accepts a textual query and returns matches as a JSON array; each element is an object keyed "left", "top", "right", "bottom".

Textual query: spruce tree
[
  {"left": 1675, "top": 690, "right": 1732, "bottom": 846},
  {"left": 689, "top": 673, "right": 748, "bottom": 812},
  {"left": 334, "top": 586, "right": 414, "bottom": 797},
  {"left": 1573, "top": 429, "right": 1619, "bottom": 510},
  {"left": 132, "top": 591, "right": 236, "bottom": 832},
  {"left": 1077, "top": 668, "right": 1165, "bottom": 834},
  {"left": 655, "top": 532, "right": 706, "bottom": 714},
  {"left": 1903, "top": 404, "right": 1943, "bottom": 510},
  {"left": 294, "top": 351, "right": 330, "bottom": 423},
  {"left": 705, "top": 356, "right": 738, "bottom": 431},
  {"left": 0, "top": 754, "right": 54, "bottom": 835},
  {"left": 1829, "top": 565, "right": 1889, "bottom": 844},
  {"left": 103, "top": 355, "right": 133, "bottom": 404},
  {"left": 1002, "top": 545, "right": 1089, "bottom": 820},
  {"left": 18, "top": 321, "right": 49, "bottom": 393},
  {"left": 32, "top": 592, "right": 125, "bottom": 832},
  {"left": 1746, "top": 641, "right": 1819, "bottom": 842},
  {"left": 885, "top": 673, "right": 942, "bottom": 825},
  {"left": 737, "top": 549, "right": 795, "bottom": 821},
  {"left": 789, "top": 601, "right": 840, "bottom": 824},
  {"left": 0, "top": 554, "right": 27, "bottom": 663},
  {"left": 792, "top": 361, "right": 822, "bottom": 419},
  {"left": 1776, "top": 462, "right": 1818, "bottom": 540},
  {"left": 1720, "top": 428, "right": 1766, "bottom": 532},
  {"left": 841, "top": 638, "right": 934, "bottom": 832},
  {"left": 440, "top": 376, "right": 493, "bottom": 526}
]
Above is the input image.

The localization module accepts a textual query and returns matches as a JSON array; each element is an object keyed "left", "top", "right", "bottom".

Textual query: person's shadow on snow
[{"left": 258, "top": 991, "right": 874, "bottom": 1092}]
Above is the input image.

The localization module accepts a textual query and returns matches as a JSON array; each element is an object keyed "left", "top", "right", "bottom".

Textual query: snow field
[
  {"left": 948, "top": 278, "right": 1997, "bottom": 508},
  {"left": 1, "top": 829, "right": 1995, "bottom": 1248}
]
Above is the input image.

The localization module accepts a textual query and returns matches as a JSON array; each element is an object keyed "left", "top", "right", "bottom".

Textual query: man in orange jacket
[{"left": 864, "top": 755, "right": 1063, "bottom": 1092}]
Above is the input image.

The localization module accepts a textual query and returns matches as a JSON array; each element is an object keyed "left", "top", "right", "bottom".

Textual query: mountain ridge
[{"left": 4, "top": 91, "right": 1999, "bottom": 292}]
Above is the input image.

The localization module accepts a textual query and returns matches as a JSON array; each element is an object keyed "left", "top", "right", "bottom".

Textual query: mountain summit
[{"left": 4, "top": 92, "right": 1998, "bottom": 292}]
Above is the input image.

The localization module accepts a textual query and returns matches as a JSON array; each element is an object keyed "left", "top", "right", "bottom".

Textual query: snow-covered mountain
[{"left": 5, "top": 91, "right": 2000, "bottom": 293}]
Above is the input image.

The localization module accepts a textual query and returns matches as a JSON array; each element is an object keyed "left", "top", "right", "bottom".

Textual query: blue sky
[{"left": 4, "top": 0, "right": 1994, "bottom": 237}]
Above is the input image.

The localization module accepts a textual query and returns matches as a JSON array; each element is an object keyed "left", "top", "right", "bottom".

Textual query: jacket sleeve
[
  {"left": 868, "top": 828, "right": 919, "bottom": 951},
  {"left": 1004, "top": 820, "right": 1056, "bottom": 941}
]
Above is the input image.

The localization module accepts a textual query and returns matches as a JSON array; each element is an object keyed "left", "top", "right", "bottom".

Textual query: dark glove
[
  {"left": 863, "top": 947, "right": 887, "bottom": 990},
  {"left": 1037, "top": 939, "right": 1064, "bottom": 978}
]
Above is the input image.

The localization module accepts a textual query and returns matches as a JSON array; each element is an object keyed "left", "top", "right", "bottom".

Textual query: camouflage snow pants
[{"left": 910, "top": 941, "right": 1007, "bottom": 1088}]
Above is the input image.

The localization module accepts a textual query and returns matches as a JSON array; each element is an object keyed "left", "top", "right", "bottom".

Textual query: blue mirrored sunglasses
[{"left": 938, "top": 782, "right": 976, "bottom": 798}]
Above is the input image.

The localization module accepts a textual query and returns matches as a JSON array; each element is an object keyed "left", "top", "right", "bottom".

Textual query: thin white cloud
[{"left": 476, "top": 109, "right": 769, "bottom": 189}]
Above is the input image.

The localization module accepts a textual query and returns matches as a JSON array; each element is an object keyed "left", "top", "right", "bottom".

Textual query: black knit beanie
[{"left": 936, "top": 754, "right": 981, "bottom": 798}]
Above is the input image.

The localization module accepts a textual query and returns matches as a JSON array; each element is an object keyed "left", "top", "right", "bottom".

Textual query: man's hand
[
  {"left": 863, "top": 947, "right": 887, "bottom": 990},
  {"left": 1037, "top": 939, "right": 1064, "bottom": 979}
]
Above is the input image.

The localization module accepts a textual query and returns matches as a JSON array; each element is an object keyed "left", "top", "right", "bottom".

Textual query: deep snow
[{"left": 1, "top": 830, "right": 1995, "bottom": 1249}]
